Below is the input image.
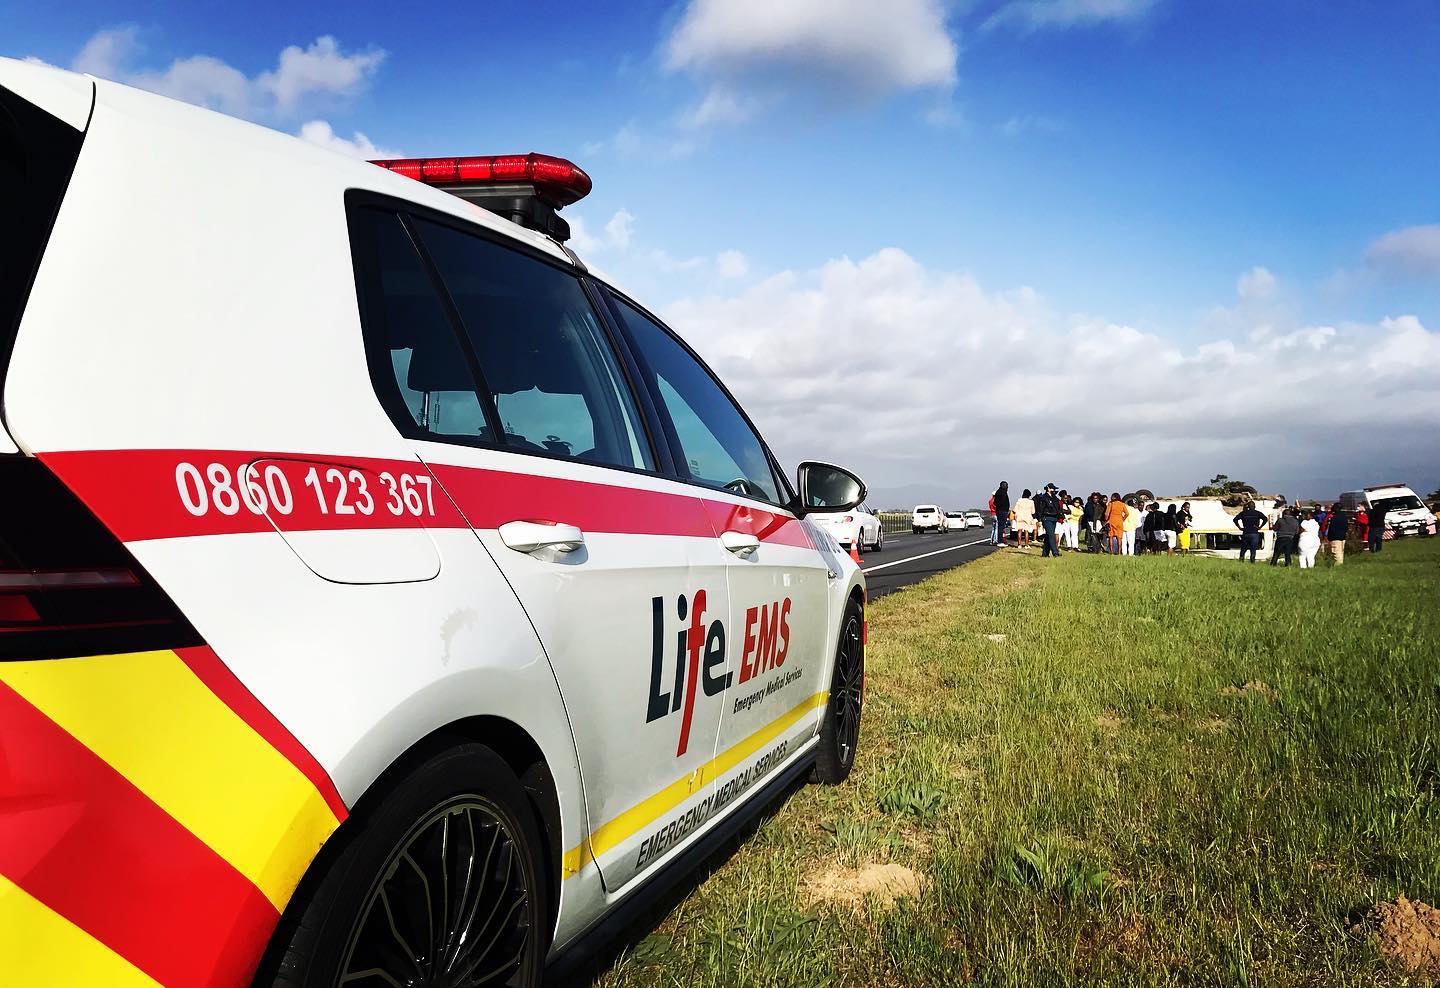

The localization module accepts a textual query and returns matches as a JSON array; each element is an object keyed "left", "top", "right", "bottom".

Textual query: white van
[{"left": 1340, "top": 485, "right": 1437, "bottom": 538}]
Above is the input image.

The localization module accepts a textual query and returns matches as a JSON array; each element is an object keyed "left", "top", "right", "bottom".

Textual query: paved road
[{"left": 858, "top": 527, "right": 999, "bottom": 598}]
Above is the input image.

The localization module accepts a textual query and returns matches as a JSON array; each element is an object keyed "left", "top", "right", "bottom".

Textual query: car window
[
  {"left": 352, "top": 209, "right": 491, "bottom": 441},
  {"left": 610, "top": 297, "right": 780, "bottom": 504},
  {"left": 414, "top": 221, "right": 653, "bottom": 471}
]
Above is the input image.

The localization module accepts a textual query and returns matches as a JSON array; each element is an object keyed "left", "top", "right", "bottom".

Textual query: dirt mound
[
  {"left": 1364, "top": 897, "right": 1440, "bottom": 974},
  {"left": 801, "top": 862, "right": 927, "bottom": 913},
  {"left": 1220, "top": 680, "right": 1274, "bottom": 697},
  {"left": 1095, "top": 711, "right": 1127, "bottom": 730}
]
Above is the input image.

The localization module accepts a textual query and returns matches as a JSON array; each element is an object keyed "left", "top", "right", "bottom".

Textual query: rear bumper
[{"left": 0, "top": 647, "right": 345, "bottom": 986}]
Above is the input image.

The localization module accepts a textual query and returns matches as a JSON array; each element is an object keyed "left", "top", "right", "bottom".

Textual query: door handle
[
  {"left": 498, "top": 520, "right": 585, "bottom": 554},
  {"left": 721, "top": 531, "right": 760, "bottom": 557}
]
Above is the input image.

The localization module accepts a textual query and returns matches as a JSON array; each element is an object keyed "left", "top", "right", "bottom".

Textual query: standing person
[
  {"left": 1233, "top": 499, "right": 1268, "bottom": 562},
  {"left": 1086, "top": 492, "right": 1106, "bottom": 552},
  {"left": 1134, "top": 500, "right": 1149, "bottom": 554},
  {"left": 991, "top": 482, "right": 1010, "bottom": 546},
  {"left": 1326, "top": 502, "right": 1349, "bottom": 565},
  {"left": 1122, "top": 498, "right": 1140, "bottom": 556},
  {"left": 1163, "top": 504, "right": 1179, "bottom": 556},
  {"left": 1297, "top": 510, "right": 1321, "bottom": 569},
  {"left": 1270, "top": 508, "right": 1299, "bottom": 566},
  {"left": 1036, "top": 484, "right": 1064, "bottom": 558},
  {"left": 1105, "top": 492, "right": 1127, "bottom": 555},
  {"left": 1013, "top": 489, "right": 1036, "bottom": 550},
  {"left": 1177, "top": 501, "right": 1194, "bottom": 553},
  {"left": 1356, "top": 506, "right": 1370, "bottom": 550},
  {"left": 1369, "top": 506, "right": 1386, "bottom": 552},
  {"left": 1316, "top": 505, "right": 1330, "bottom": 553},
  {"left": 1066, "top": 497, "right": 1084, "bottom": 552}
]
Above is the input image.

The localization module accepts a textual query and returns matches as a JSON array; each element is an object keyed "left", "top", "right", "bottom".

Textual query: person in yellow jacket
[
  {"left": 1064, "top": 497, "right": 1084, "bottom": 550},
  {"left": 1122, "top": 497, "right": 1141, "bottom": 556}
]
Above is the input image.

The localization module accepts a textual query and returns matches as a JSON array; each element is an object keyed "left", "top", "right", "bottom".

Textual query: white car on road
[
  {"left": 965, "top": 510, "right": 985, "bottom": 529},
  {"left": 944, "top": 511, "right": 968, "bottom": 531},
  {"left": 811, "top": 503, "right": 884, "bottom": 552},
  {"left": 912, "top": 504, "right": 944, "bottom": 534},
  {"left": 0, "top": 57, "right": 870, "bottom": 988}
]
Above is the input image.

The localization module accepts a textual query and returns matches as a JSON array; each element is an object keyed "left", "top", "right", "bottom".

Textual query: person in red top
[{"left": 1356, "top": 507, "right": 1370, "bottom": 549}]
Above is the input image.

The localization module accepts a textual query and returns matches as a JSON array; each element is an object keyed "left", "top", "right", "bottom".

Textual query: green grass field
[{"left": 596, "top": 538, "right": 1440, "bottom": 987}]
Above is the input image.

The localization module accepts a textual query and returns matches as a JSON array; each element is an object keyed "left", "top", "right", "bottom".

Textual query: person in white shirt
[{"left": 1296, "top": 511, "right": 1322, "bottom": 569}]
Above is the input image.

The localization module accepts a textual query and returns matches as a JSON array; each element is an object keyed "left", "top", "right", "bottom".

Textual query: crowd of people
[{"left": 986, "top": 482, "right": 1380, "bottom": 569}]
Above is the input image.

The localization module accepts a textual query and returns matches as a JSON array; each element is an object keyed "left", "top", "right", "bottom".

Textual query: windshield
[{"left": 1372, "top": 495, "right": 1424, "bottom": 515}]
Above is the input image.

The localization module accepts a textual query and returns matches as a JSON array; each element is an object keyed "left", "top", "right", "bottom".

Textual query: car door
[
  {"left": 605, "top": 294, "right": 833, "bottom": 807},
  {"left": 348, "top": 205, "right": 730, "bottom": 890}
]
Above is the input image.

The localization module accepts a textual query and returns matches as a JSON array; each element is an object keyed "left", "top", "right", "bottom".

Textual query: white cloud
[
  {"left": 998, "top": 113, "right": 1065, "bottom": 137},
  {"left": 605, "top": 210, "right": 636, "bottom": 250},
  {"left": 1236, "top": 265, "right": 1276, "bottom": 303},
  {"left": 585, "top": 123, "right": 697, "bottom": 161},
  {"left": 664, "top": 0, "right": 958, "bottom": 126},
  {"left": 986, "top": 0, "right": 1161, "bottom": 32},
  {"left": 716, "top": 249, "right": 750, "bottom": 279},
  {"left": 296, "top": 120, "right": 401, "bottom": 159},
  {"left": 67, "top": 27, "right": 385, "bottom": 122},
  {"left": 660, "top": 248, "right": 1440, "bottom": 501},
  {"left": 1365, "top": 225, "right": 1440, "bottom": 279}
]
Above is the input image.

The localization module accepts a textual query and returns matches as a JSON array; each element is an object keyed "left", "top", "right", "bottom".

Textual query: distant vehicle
[
  {"left": 965, "top": 510, "right": 984, "bottom": 528},
  {"left": 944, "top": 511, "right": 968, "bottom": 531},
  {"left": 912, "top": 504, "right": 944, "bottom": 534},
  {"left": 1339, "top": 484, "right": 1437, "bottom": 538},
  {"left": 811, "top": 503, "right": 884, "bottom": 552}
]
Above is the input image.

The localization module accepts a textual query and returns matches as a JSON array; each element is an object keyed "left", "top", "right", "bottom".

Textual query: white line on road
[{"left": 861, "top": 537, "right": 992, "bottom": 574}]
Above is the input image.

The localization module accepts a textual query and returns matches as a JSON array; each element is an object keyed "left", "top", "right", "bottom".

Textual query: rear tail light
[{"left": 0, "top": 458, "right": 200, "bottom": 660}]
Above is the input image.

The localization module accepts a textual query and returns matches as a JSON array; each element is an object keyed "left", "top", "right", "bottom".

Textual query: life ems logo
[{"left": 647, "top": 591, "right": 793, "bottom": 756}]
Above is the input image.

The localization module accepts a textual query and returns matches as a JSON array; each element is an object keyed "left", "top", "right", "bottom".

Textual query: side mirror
[{"left": 794, "top": 461, "right": 867, "bottom": 516}]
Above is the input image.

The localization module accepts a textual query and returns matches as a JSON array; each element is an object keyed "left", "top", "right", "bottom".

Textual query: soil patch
[
  {"left": 1096, "top": 710, "right": 1127, "bottom": 730},
  {"left": 1220, "top": 680, "right": 1274, "bottom": 697},
  {"left": 800, "top": 862, "right": 927, "bottom": 913},
  {"left": 1363, "top": 897, "right": 1440, "bottom": 974}
]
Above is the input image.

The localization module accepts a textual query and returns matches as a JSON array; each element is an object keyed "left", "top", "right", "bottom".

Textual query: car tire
[
  {"left": 912, "top": 526, "right": 920, "bottom": 535},
  {"left": 257, "top": 743, "right": 550, "bottom": 988},
  {"left": 873, "top": 527, "right": 883, "bottom": 552},
  {"left": 812, "top": 598, "right": 863, "bottom": 785}
]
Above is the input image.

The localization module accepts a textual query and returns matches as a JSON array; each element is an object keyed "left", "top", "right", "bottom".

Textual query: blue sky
[{"left": 6, "top": 1, "right": 1440, "bottom": 502}]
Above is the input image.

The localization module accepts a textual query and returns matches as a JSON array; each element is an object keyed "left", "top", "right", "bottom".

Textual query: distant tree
[{"left": 1190, "top": 474, "right": 1259, "bottom": 498}]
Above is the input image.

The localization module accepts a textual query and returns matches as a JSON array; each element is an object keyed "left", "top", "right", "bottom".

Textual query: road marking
[{"left": 862, "top": 537, "right": 991, "bottom": 574}]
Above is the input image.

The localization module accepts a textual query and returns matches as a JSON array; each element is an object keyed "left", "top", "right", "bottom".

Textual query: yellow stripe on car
[
  {"left": 563, "top": 690, "right": 828, "bottom": 877},
  {"left": 0, "top": 874, "right": 160, "bottom": 988},
  {"left": 0, "top": 651, "right": 339, "bottom": 910}
]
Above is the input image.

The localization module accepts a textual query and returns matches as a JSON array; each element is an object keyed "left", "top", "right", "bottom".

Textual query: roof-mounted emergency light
[{"left": 370, "top": 152, "right": 591, "bottom": 244}]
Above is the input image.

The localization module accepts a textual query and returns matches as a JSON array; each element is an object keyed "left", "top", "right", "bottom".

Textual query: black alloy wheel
[
  {"left": 258, "top": 743, "right": 549, "bottom": 988},
  {"left": 813, "top": 600, "right": 864, "bottom": 784},
  {"left": 338, "top": 798, "right": 533, "bottom": 987}
]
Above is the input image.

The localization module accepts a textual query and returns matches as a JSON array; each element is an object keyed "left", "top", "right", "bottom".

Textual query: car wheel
[
  {"left": 259, "top": 743, "right": 549, "bottom": 988},
  {"left": 912, "top": 526, "right": 920, "bottom": 535},
  {"left": 873, "top": 527, "right": 883, "bottom": 552},
  {"left": 812, "top": 598, "right": 863, "bottom": 785}
]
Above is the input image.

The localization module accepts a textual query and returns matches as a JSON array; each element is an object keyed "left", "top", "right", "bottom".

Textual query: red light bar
[{"left": 370, "top": 152, "right": 592, "bottom": 207}]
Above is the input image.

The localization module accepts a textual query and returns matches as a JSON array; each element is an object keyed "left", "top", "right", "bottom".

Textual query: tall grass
[{"left": 594, "top": 539, "right": 1440, "bottom": 986}]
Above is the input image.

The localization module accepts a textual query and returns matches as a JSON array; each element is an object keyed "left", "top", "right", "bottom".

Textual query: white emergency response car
[
  {"left": 1340, "top": 484, "right": 1437, "bottom": 539},
  {"left": 0, "top": 58, "right": 868, "bottom": 988},
  {"left": 809, "top": 502, "right": 883, "bottom": 553},
  {"left": 912, "top": 504, "right": 944, "bottom": 533}
]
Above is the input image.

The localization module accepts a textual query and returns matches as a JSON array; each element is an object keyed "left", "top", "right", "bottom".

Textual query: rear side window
[
  {"left": 350, "top": 208, "right": 492, "bottom": 442},
  {"left": 0, "top": 86, "right": 85, "bottom": 390},
  {"left": 413, "top": 220, "right": 654, "bottom": 472},
  {"left": 609, "top": 297, "right": 781, "bottom": 505}
]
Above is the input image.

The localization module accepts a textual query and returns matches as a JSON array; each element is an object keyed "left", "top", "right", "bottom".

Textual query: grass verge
[{"left": 595, "top": 538, "right": 1440, "bottom": 986}]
